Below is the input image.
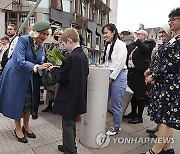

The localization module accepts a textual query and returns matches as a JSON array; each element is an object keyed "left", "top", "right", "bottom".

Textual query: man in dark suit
[
  {"left": 49, "top": 28, "right": 89, "bottom": 154},
  {"left": 124, "top": 30, "right": 156, "bottom": 124}
]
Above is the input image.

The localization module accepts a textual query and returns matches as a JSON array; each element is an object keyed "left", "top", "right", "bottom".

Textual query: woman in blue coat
[{"left": 0, "top": 21, "right": 52, "bottom": 143}]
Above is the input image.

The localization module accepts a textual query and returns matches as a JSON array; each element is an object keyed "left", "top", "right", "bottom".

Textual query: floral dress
[{"left": 147, "top": 36, "right": 180, "bottom": 130}]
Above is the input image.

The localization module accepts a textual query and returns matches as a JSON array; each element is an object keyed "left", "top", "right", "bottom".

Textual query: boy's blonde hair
[{"left": 61, "top": 28, "right": 79, "bottom": 43}]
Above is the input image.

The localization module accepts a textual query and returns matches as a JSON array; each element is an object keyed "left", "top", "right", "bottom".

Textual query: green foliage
[{"left": 46, "top": 48, "right": 65, "bottom": 66}]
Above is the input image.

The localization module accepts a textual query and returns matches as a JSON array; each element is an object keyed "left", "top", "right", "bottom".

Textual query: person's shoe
[
  {"left": 32, "top": 113, "right": 38, "bottom": 120},
  {"left": 146, "top": 129, "right": 157, "bottom": 134},
  {"left": 58, "top": 145, "right": 77, "bottom": 153},
  {"left": 42, "top": 104, "right": 52, "bottom": 112},
  {"left": 106, "top": 127, "right": 121, "bottom": 136},
  {"left": 141, "top": 149, "right": 165, "bottom": 154},
  {"left": 22, "top": 126, "right": 36, "bottom": 138},
  {"left": 128, "top": 118, "right": 143, "bottom": 124},
  {"left": 123, "top": 112, "right": 136, "bottom": 119},
  {"left": 149, "top": 133, "right": 157, "bottom": 139},
  {"left": 14, "top": 129, "right": 28, "bottom": 143},
  {"left": 58, "top": 145, "right": 65, "bottom": 152},
  {"left": 163, "top": 148, "right": 175, "bottom": 154},
  {"left": 141, "top": 149, "right": 156, "bottom": 154}
]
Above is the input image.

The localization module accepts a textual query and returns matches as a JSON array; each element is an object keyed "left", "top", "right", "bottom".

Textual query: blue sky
[{"left": 117, "top": 0, "right": 179, "bottom": 32}]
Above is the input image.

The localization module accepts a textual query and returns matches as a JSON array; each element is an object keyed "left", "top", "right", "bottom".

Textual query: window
[
  {"left": 7, "top": 12, "right": 18, "bottom": 24},
  {"left": 82, "top": 0, "right": 87, "bottom": 17},
  {"left": 106, "top": 0, "right": 110, "bottom": 6},
  {"left": 101, "top": 12, "right": 107, "bottom": 25},
  {"left": 35, "top": 0, "right": 50, "bottom": 8},
  {"left": 92, "top": 5, "right": 98, "bottom": 23},
  {"left": 62, "top": 0, "right": 71, "bottom": 12},
  {"left": 87, "top": 30, "right": 92, "bottom": 48},
  {"left": 96, "top": 32, "right": 101, "bottom": 50},
  {"left": 101, "top": 0, "right": 106, "bottom": 4}
]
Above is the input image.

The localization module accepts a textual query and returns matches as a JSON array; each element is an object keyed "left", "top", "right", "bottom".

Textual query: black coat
[
  {"left": 127, "top": 39, "right": 155, "bottom": 98},
  {"left": 50, "top": 47, "right": 89, "bottom": 118},
  {"left": 127, "top": 39, "right": 155, "bottom": 71}
]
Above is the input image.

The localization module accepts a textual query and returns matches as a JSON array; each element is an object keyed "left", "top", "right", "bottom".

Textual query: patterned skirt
[
  {"left": 147, "top": 79, "right": 180, "bottom": 130},
  {"left": 23, "top": 84, "right": 32, "bottom": 112}
]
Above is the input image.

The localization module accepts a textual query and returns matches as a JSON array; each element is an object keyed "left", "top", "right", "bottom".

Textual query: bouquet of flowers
[{"left": 42, "top": 48, "right": 65, "bottom": 87}]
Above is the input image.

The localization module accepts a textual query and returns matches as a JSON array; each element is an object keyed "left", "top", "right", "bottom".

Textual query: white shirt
[
  {"left": 7, "top": 35, "right": 19, "bottom": 58},
  {"left": 105, "top": 39, "right": 127, "bottom": 80}
]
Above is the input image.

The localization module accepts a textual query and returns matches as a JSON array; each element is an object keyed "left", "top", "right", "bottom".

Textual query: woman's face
[
  {"left": 35, "top": 30, "right": 50, "bottom": 44},
  {"left": 159, "top": 30, "right": 170, "bottom": 43},
  {"left": 54, "top": 31, "right": 63, "bottom": 42},
  {"left": 103, "top": 27, "right": 115, "bottom": 43},
  {"left": 1, "top": 39, "right": 9, "bottom": 45},
  {"left": 168, "top": 16, "right": 180, "bottom": 33}
]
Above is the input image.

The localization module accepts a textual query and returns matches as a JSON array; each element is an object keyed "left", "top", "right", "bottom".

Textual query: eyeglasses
[{"left": 168, "top": 17, "right": 180, "bottom": 23}]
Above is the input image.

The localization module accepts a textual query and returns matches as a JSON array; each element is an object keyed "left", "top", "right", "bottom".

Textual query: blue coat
[{"left": 0, "top": 35, "right": 45, "bottom": 120}]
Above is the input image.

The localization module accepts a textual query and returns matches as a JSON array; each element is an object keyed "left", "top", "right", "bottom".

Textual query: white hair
[{"left": 28, "top": 29, "right": 52, "bottom": 38}]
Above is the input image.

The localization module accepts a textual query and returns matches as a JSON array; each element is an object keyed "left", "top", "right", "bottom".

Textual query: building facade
[{"left": 0, "top": 0, "right": 118, "bottom": 64}]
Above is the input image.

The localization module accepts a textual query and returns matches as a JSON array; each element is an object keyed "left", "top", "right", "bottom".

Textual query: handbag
[{"left": 42, "top": 71, "right": 56, "bottom": 87}]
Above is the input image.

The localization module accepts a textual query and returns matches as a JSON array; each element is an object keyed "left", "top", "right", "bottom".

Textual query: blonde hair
[{"left": 61, "top": 28, "right": 79, "bottom": 43}]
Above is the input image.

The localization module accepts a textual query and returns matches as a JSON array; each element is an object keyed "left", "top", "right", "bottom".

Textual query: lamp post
[{"left": 18, "top": 0, "right": 42, "bottom": 34}]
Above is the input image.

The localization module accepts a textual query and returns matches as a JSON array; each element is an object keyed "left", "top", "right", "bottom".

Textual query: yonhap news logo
[
  {"left": 96, "top": 133, "right": 110, "bottom": 148},
  {"left": 96, "top": 133, "right": 175, "bottom": 147},
  {"left": 112, "top": 137, "right": 175, "bottom": 144}
]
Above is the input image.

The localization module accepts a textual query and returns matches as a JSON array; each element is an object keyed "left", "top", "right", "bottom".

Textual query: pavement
[{"left": 0, "top": 103, "right": 180, "bottom": 154}]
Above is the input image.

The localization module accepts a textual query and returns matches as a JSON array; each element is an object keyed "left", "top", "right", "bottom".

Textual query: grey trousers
[{"left": 62, "top": 116, "right": 77, "bottom": 154}]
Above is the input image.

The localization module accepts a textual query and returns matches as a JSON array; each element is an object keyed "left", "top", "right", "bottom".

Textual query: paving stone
[{"left": 0, "top": 113, "right": 91, "bottom": 154}]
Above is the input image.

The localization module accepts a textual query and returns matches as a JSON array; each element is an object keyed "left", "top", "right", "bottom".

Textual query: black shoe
[
  {"left": 146, "top": 129, "right": 157, "bottom": 134},
  {"left": 128, "top": 118, "right": 143, "bottom": 124},
  {"left": 163, "top": 148, "right": 175, "bottom": 154},
  {"left": 32, "top": 113, "right": 38, "bottom": 120},
  {"left": 141, "top": 149, "right": 164, "bottom": 154},
  {"left": 123, "top": 112, "right": 136, "bottom": 119},
  {"left": 14, "top": 129, "right": 28, "bottom": 143},
  {"left": 22, "top": 126, "right": 36, "bottom": 138},
  {"left": 58, "top": 145, "right": 65, "bottom": 152},
  {"left": 58, "top": 145, "right": 77, "bottom": 153},
  {"left": 42, "top": 104, "right": 52, "bottom": 112},
  {"left": 149, "top": 133, "right": 157, "bottom": 139}
]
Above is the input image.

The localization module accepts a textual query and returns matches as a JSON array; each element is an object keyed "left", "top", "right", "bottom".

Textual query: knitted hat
[{"left": 33, "top": 21, "right": 51, "bottom": 32}]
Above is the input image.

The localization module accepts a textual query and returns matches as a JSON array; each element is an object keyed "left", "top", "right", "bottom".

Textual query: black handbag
[{"left": 42, "top": 71, "right": 56, "bottom": 87}]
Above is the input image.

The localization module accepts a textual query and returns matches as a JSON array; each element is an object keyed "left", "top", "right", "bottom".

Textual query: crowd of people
[{"left": 0, "top": 7, "right": 179, "bottom": 154}]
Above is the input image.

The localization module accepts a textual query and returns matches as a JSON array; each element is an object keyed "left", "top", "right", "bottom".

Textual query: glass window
[
  {"left": 39, "top": 0, "right": 50, "bottom": 8},
  {"left": 82, "top": 0, "right": 87, "bottom": 17},
  {"left": 101, "top": 0, "right": 106, "bottom": 4},
  {"left": 96, "top": 32, "right": 101, "bottom": 50},
  {"left": 62, "top": 0, "right": 71, "bottom": 12},
  {"left": 43, "top": 13, "right": 49, "bottom": 21},
  {"left": 101, "top": 12, "right": 106, "bottom": 25},
  {"left": 29, "top": 0, "right": 50, "bottom": 8}
]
